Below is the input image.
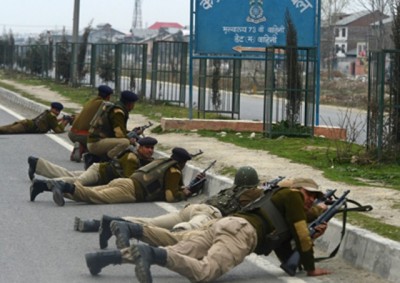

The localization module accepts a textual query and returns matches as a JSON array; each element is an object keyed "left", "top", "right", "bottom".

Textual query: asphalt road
[{"left": 0, "top": 102, "right": 390, "bottom": 283}]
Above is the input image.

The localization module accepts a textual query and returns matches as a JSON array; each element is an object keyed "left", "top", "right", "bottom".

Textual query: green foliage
[
  {"left": 97, "top": 45, "right": 115, "bottom": 83},
  {"left": 55, "top": 29, "right": 71, "bottom": 83},
  {"left": 271, "top": 120, "right": 311, "bottom": 137},
  {"left": 346, "top": 212, "right": 400, "bottom": 242}
]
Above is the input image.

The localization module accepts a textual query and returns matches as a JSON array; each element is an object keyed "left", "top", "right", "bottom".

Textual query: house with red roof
[{"left": 147, "top": 22, "right": 184, "bottom": 30}]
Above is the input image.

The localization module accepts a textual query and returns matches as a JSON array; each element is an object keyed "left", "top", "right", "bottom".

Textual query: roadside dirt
[{"left": 2, "top": 79, "right": 400, "bottom": 229}]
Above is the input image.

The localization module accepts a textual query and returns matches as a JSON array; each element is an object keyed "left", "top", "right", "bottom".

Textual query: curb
[{"left": 1, "top": 86, "right": 398, "bottom": 283}]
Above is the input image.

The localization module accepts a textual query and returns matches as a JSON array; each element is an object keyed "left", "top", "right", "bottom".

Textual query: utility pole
[
  {"left": 132, "top": 0, "right": 143, "bottom": 30},
  {"left": 71, "top": 0, "right": 80, "bottom": 86}
]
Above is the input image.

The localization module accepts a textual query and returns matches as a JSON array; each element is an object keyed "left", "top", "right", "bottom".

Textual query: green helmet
[{"left": 234, "top": 166, "right": 259, "bottom": 187}]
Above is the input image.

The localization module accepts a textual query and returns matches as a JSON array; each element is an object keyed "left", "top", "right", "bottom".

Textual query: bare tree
[
  {"left": 353, "top": 0, "right": 395, "bottom": 49},
  {"left": 320, "top": 0, "right": 350, "bottom": 79}
]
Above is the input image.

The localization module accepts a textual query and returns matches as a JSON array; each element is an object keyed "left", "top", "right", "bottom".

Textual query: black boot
[
  {"left": 49, "top": 180, "right": 75, "bottom": 207},
  {"left": 131, "top": 243, "right": 167, "bottom": 283},
  {"left": 74, "top": 217, "right": 100, "bottom": 232},
  {"left": 99, "top": 214, "right": 125, "bottom": 249},
  {"left": 28, "top": 156, "right": 38, "bottom": 181},
  {"left": 110, "top": 221, "right": 143, "bottom": 249},
  {"left": 85, "top": 250, "right": 122, "bottom": 275},
  {"left": 30, "top": 178, "right": 51, "bottom": 202}
]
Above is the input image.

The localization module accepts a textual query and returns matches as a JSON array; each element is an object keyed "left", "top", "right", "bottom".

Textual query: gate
[
  {"left": 367, "top": 50, "right": 400, "bottom": 161},
  {"left": 263, "top": 46, "right": 317, "bottom": 138},
  {"left": 150, "top": 41, "right": 188, "bottom": 105},
  {"left": 196, "top": 58, "right": 241, "bottom": 119},
  {"left": 115, "top": 43, "right": 147, "bottom": 96}
]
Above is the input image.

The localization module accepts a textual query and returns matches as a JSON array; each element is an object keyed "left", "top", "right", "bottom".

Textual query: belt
[{"left": 70, "top": 128, "right": 89, "bottom": 135}]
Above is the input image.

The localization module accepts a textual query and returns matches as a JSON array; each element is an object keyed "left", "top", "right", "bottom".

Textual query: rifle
[
  {"left": 62, "top": 114, "right": 74, "bottom": 125},
  {"left": 190, "top": 149, "right": 203, "bottom": 158},
  {"left": 314, "top": 189, "right": 336, "bottom": 205},
  {"left": 127, "top": 121, "right": 153, "bottom": 139},
  {"left": 188, "top": 160, "right": 217, "bottom": 195},
  {"left": 261, "top": 176, "right": 285, "bottom": 190},
  {"left": 280, "top": 190, "right": 350, "bottom": 276}
]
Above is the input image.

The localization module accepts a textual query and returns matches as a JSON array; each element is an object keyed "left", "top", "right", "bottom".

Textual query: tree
[
  {"left": 77, "top": 23, "right": 92, "bottom": 81},
  {"left": 285, "top": 10, "right": 302, "bottom": 127},
  {"left": 390, "top": 1, "right": 400, "bottom": 145},
  {"left": 56, "top": 28, "right": 71, "bottom": 83},
  {"left": 320, "top": 0, "right": 350, "bottom": 79},
  {"left": 353, "top": 0, "right": 395, "bottom": 50}
]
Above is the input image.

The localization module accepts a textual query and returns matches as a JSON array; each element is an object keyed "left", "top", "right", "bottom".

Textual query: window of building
[
  {"left": 341, "top": 28, "right": 346, "bottom": 37},
  {"left": 335, "top": 28, "right": 339, "bottom": 37}
]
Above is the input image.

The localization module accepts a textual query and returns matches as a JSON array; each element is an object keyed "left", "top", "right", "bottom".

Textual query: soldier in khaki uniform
[
  {"left": 84, "top": 177, "right": 331, "bottom": 281},
  {"left": 0, "top": 102, "right": 69, "bottom": 134},
  {"left": 72, "top": 166, "right": 262, "bottom": 235},
  {"left": 87, "top": 90, "right": 138, "bottom": 160},
  {"left": 29, "top": 147, "right": 196, "bottom": 207},
  {"left": 29, "top": 137, "right": 158, "bottom": 193},
  {"left": 68, "top": 85, "right": 113, "bottom": 161}
]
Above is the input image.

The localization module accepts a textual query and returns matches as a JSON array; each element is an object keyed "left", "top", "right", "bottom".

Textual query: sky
[
  {"left": 0, "top": 0, "right": 191, "bottom": 35},
  {"left": 0, "top": 0, "right": 368, "bottom": 36}
]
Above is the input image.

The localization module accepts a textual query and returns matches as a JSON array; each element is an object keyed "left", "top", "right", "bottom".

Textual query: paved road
[{"left": 0, "top": 102, "right": 389, "bottom": 283}]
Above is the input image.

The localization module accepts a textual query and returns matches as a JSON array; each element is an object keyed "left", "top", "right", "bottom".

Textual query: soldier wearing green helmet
[{"left": 75, "top": 166, "right": 268, "bottom": 250}]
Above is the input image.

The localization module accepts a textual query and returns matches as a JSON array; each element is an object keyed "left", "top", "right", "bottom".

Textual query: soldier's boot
[
  {"left": 30, "top": 178, "right": 51, "bottom": 202},
  {"left": 74, "top": 217, "right": 101, "bottom": 232},
  {"left": 28, "top": 156, "right": 38, "bottom": 181},
  {"left": 70, "top": 142, "right": 81, "bottom": 162},
  {"left": 110, "top": 221, "right": 144, "bottom": 249},
  {"left": 85, "top": 250, "right": 122, "bottom": 276},
  {"left": 130, "top": 243, "right": 167, "bottom": 283},
  {"left": 99, "top": 214, "right": 126, "bottom": 249},
  {"left": 49, "top": 180, "right": 75, "bottom": 207}
]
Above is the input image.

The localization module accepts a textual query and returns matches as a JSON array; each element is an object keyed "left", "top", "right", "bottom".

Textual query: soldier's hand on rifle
[
  {"left": 181, "top": 187, "right": 193, "bottom": 197},
  {"left": 133, "top": 126, "right": 144, "bottom": 136},
  {"left": 307, "top": 267, "right": 331, "bottom": 276},
  {"left": 311, "top": 222, "right": 328, "bottom": 239},
  {"left": 196, "top": 172, "right": 206, "bottom": 180},
  {"left": 129, "top": 137, "right": 138, "bottom": 146}
]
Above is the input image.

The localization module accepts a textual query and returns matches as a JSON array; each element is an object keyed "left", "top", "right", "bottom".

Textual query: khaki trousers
[
  {"left": 68, "top": 178, "right": 136, "bottom": 204},
  {"left": 0, "top": 121, "right": 28, "bottom": 134},
  {"left": 123, "top": 203, "right": 222, "bottom": 231},
  {"left": 121, "top": 217, "right": 257, "bottom": 282},
  {"left": 36, "top": 158, "right": 83, "bottom": 179},
  {"left": 165, "top": 217, "right": 257, "bottom": 282},
  {"left": 87, "top": 138, "right": 130, "bottom": 158},
  {"left": 36, "top": 158, "right": 102, "bottom": 185}
]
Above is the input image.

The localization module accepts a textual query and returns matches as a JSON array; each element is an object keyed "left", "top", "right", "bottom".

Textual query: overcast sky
[
  {"left": 0, "top": 0, "right": 190, "bottom": 35},
  {"left": 1, "top": 0, "right": 367, "bottom": 36}
]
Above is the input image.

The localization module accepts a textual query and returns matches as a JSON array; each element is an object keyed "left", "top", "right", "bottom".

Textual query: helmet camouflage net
[{"left": 234, "top": 166, "right": 259, "bottom": 187}]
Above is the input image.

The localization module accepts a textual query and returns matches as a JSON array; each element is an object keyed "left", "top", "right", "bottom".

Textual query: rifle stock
[{"left": 280, "top": 190, "right": 350, "bottom": 276}]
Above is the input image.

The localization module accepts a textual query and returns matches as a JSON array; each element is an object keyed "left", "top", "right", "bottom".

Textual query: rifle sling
[
  {"left": 315, "top": 202, "right": 348, "bottom": 262},
  {"left": 261, "top": 198, "right": 289, "bottom": 235}
]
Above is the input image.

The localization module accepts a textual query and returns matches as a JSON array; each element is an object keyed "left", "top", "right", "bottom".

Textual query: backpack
[{"left": 88, "top": 101, "right": 115, "bottom": 138}]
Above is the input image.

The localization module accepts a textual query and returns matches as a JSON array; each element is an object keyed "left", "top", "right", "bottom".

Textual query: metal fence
[
  {"left": 196, "top": 58, "right": 241, "bottom": 119},
  {"left": 150, "top": 41, "right": 188, "bottom": 105},
  {"left": 367, "top": 49, "right": 400, "bottom": 161},
  {"left": 263, "top": 46, "right": 317, "bottom": 138}
]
